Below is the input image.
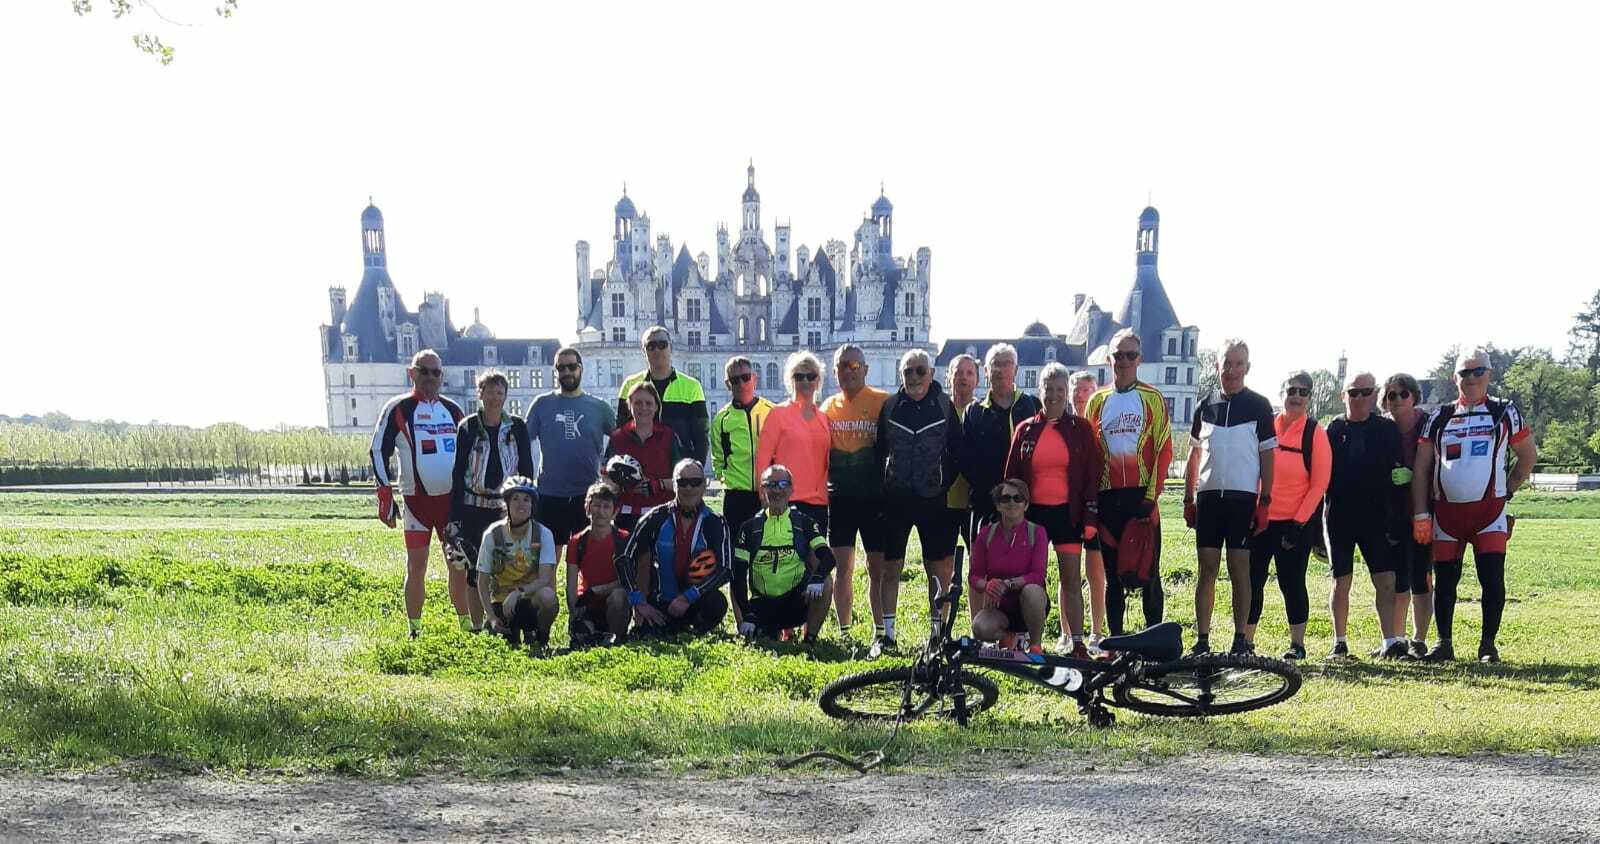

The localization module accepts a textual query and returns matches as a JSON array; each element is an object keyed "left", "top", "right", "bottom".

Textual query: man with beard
[{"left": 528, "top": 346, "right": 617, "bottom": 560}]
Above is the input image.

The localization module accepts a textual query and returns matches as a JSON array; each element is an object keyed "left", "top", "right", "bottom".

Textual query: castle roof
[
  {"left": 335, "top": 265, "right": 415, "bottom": 363},
  {"left": 933, "top": 332, "right": 1086, "bottom": 369},
  {"left": 872, "top": 192, "right": 893, "bottom": 217},
  {"left": 615, "top": 192, "right": 637, "bottom": 220}
]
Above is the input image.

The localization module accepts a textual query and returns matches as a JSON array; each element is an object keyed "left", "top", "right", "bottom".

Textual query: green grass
[{"left": 1, "top": 489, "right": 1598, "bottom": 777}]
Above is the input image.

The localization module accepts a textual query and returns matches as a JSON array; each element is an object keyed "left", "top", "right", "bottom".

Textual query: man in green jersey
[{"left": 731, "top": 464, "right": 837, "bottom": 643}]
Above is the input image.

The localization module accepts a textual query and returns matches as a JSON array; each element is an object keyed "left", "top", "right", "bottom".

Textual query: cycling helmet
[
  {"left": 499, "top": 475, "right": 538, "bottom": 503},
  {"left": 605, "top": 454, "right": 643, "bottom": 486}
]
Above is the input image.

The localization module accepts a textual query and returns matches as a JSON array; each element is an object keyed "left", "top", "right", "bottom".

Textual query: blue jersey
[{"left": 527, "top": 391, "right": 616, "bottom": 497}]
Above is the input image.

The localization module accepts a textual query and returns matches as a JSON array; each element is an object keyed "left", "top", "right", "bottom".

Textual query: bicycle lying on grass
[{"left": 819, "top": 548, "right": 1302, "bottom": 728}]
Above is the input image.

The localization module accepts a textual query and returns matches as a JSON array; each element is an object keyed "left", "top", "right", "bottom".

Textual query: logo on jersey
[
  {"left": 1445, "top": 442, "right": 1463, "bottom": 460},
  {"left": 443, "top": 439, "right": 455, "bottom": 453},
  {"left": 1471, "top": 440, "right": 1489, "bottom": 457},
  {"left": 421, "top": 440, "right": 437, "bottom": 454},
  {"left": 556, "top": 410, "right": 584, "bottom": 440}
]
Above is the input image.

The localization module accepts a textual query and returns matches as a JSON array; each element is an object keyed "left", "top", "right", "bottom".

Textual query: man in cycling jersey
[
  {"left": 617, "top": 326, "right": 710, "bottom": 465},
  {"left": 617, "top": 459, "right": 732, "bottom": 635},
  {"left": 711, "top": 356, "right": 774, "bottom": 539},
  {"left": 822, "top": 343, "right": 890, "bottom": 637},
  {"left": 371, "top": 349, "right": 467, "bottom": 639},
  {"left": 1184, "top": 338, "right": 1276, "bottom": 655},
  {"left": 732, "top": 465, "right": 837, "bottom": 643},
  {"left": 1411, "top": 347, "right": 1536, "bottom": 663}
]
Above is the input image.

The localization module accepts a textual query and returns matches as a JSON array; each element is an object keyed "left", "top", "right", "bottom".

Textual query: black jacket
[{"left": 961, "top": 388, "right": 1042, "bottom": 510}]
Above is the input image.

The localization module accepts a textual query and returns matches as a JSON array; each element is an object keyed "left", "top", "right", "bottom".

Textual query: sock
[
  {"left": 883, "top": 615, "right": 896, "bottom": 639},
  {"left": 1335, "top": 635, "right": 1347, "bottom": 645},
  {"left": 837, "top": 614, "right": 851, "bottom": 632},
  {"left": 458, "top": 614, "right": 473, "bottom": 632},
  {"left": 1073, "top": 634, "right": 1085, "bottom": 645},
  {"left": 408, "top": 617, "right": 423, "bottom": 635}
]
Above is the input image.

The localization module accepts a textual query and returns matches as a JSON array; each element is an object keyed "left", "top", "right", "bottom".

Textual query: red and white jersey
[
  {"left": 371, "top": 392, "right": 465, "bottom": 496},
  {"left": 1423, "top": 397, "right": 1528, "bottom": 504}
]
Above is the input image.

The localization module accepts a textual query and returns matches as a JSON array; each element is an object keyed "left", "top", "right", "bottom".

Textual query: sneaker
[
  {"left": 1369, "top": 644, "right": 1385, "bottom": 659},
  {"left": 1055, "top": 634, "right": 1073, "bottom": 654},
  {"left": 1327, "top": 641, "right": 1352, "bottom": 660},
  {"left": 408, "top": 629, "right": 420, "bottom": 641},
  {"left": 1087, "top": 636, "right": 1104, "bottom": 656},
  {"left": 1421, "top": 642, "right": 1456, "bottom": 663},
  {"left": 1478, "top": 643, "right": 1501, "bottom": 664},
  {"left": 1282, "top": 644, "right": 1307, "bottom": 661},
  {"left": 1015, "top": 632, "right": 1031, "bottom": 652},
  {"left": 868, "top": 635, "right": 897, "bottom": 660},
  {"left": 1230, "top": 637, "right": 1255, "bottom": 656},
  {"left": 1380, "top": 641, "right": 1413, "bottom": 661},
  {"left": 1188, "top": 638, "right": 1212, "bottom": 656},
  {"left": 1028, "top": 644, "right": 1044, "bottom": 656},
  {"left": 801, "top": 633, "right": 818, "bottom": 646},
  {"left": 1408, "top": 639, "right": 1428, "bottom": 659}
]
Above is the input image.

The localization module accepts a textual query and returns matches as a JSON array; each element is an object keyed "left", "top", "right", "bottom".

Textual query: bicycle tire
[
  {"left": 818, "top": 666, "right": 1000, "bottom": 722},
  {"left": 1112, "top": 653, "right": 1301, "bottom": 717}
]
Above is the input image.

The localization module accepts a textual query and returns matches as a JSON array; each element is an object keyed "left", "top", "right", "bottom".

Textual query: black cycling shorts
[
  {"left": 537, "top": 494, "right": 588, "bottom": 549},
  {"left": 747, "top": 582, "right": 812, "bottom": 635},
  {"left": 722, "top": 489, "right": 761, "bottom": 537},
  {"left": 793, "top": 501, "right": 830, "bottom": 537},
  {"left": 946, "top": 507, "right": 972, "bottom": 550},
  {"left": 1196, "top": 491, "right": 1255, "bottom": 553},
  {"left": 1026, "top": 503, "right": 1081, "bottom": 547},
  {"left": 1328, "top": 514, "right": 1404, "bottom": 590},
  {"left": 455, "top": 504, "right": 503, "bottom": 587},
  {"left": 829, "top": 494, "right": 886, "bottom": 553},
  {"left": 884, "top": 494, "right": 957, "bottom": 562},
  {"left": 1397, "top": 536, "right": 1432, "bottom": 595}
]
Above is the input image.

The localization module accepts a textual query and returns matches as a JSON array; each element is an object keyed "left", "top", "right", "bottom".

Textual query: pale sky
[{"left": 4, "top": 1, "right": 1597, "bottom": 429}]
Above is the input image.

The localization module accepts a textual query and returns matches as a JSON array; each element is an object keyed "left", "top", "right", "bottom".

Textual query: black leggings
[
  {"left": 1098, "top": 488, "right": 1164, "bottom": 636},
  {"left": 1434, "top": 553, "right": 1506, "bottom": 646},
  {"left": 492, "top": 599, "right": 545, "bottom": 647},
  {"left": 1247, "top": 520, "right": 1312, "bottom": 626}
]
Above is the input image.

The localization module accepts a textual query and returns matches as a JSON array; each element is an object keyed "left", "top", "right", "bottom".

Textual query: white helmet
[{"left": 605, "top": 454, "right": 643, "bottom": 486}]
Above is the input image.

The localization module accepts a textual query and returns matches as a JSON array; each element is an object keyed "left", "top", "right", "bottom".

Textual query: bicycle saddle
[{"left": 1099, "top": 622, "right": 1183, "bottom": 662}]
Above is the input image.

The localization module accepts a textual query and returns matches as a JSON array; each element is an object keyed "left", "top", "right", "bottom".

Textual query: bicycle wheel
[
  {"left": 818, "top": 666, "right": 999, "bottom": 722},
  {"left": 1112, "top": 653, "right": 1301, "bottom": 717}
]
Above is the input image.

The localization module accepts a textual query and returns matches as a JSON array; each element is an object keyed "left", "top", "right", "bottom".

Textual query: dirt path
[{"left": 4, "top": 753, "right": 1597, "bottom": 843}]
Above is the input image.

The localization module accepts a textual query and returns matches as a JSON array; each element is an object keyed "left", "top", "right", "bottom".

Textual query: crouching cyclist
[
  {"left": 564, "top": 480, "right": 632, "bottom": 644},
  {"left": 475, "top": 476, "right": 559, "bottom": 649},
  {"left": 617, "top": 459, "right": 732, "bottom": 636},
  {"left": 732, "top": 465, "right": 836, "bottom": 644}
]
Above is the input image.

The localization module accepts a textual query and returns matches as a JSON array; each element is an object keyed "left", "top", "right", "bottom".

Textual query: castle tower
[
  {"left": 870, "top": 187, "right": 894, "bottom": 272},
  {"left": 741, "top": 160, "right": 761, "bottom": 238},
  {"left": 614, "top": 187, "right": 638, "bottom": 274},
  {"left": 575, "top": 240, "right": 592, "bottom": 329},
  {"left": 716, "top": 224, "right": 731, "bottom": 278},
  {"left": 775, "top": 221, "right": 791, "bottom": 280},
  {"left": 361, "top": 201, "right": 386, "bottom": 269},
  {"left": 329, "top": 286, "right": 347, "bottom": 325}
]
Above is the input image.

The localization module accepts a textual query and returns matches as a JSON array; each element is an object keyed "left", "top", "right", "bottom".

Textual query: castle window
[
  {"left": 688, "top": 363, "right": 703, "bottom": 382},
  {"left": 348, "top": 374, "right": 356, "bottom": 388},
  {"left": 528, "top": 347, "right": 542, "bottom": 366},
  {"left": 1184, "top": 397, "right": 1193, "bottom": 422},
  {"left": 468, "top": 400, "right": 479, "bottom": 413},
  {"left": 508, "top": 370, "right": 521, "bottom": 389},
  {"left": 807, "top": 330, "right": 822, "bottom": 348},
  {"left": 464, "top": 369, "right": 476, "bottom": 388},
  {"left": 709, "top": 335, "right": 718, "bottom": 347},
  {"left": 612, "top": 326, "right": 626, "bottom": 343},
  {"left": 739, "top": 317, "right": 748, "bottom": 344},
  {"left": 611, "top": 292, "right": 626, "bottom": 318},
  {"left": 766, "top": 362, "right": 779, "bottom": 386},
  {"left": 483, "top": 345, "right": 498, "bottom": 366},
  {"left": 1164, "top": 397, "right": 1175, "bottom": 418},
  {"left": 758, "top": 317, "right": 768, "bottom": 343},
  {"left": 905, "top": 327, "right": 915, "bottom": 343},
  {"left": 1098, "top": 368, "right": 1107, "bottom": 383},
  {"left": 891, "top": 330, "right": 898, "bottom": 342},
  {"left": 351, "top": 417, "right": 359, "bottom": 427},
  {"left": 1024, "top": 368, "right": 1037, "bottom": 388},
  {"left": 531, "top": 369, "right": 543, "bottom": 389},
  {"left": 509, "top": 399, "right": 522, "bottom": 417},
  {"left": 350, "top": 398, "right": 357, "bottom": 409},
  {"left": 1044, "top": 346, "right": 1056, "bottom": 362},
  {"left": 686, "top": 299, "right": 702, "bottom": 322},
  {"left": 905, "top": 292, "right": 916, "bottom": 316},
  {"left": 1167, "top": 338, "right": 1178, "bottom": 356},
  {"left": 610, "top": 359, "right": 623, "bottom": 388},
  {"left": 1165, "top": 366, "right": 1177, "bottom": 385},
  {"left": 1186, "top": 367, "right": 1194, "bottom": 385},
  {"left": 1187, "top": 338, "right": 1197, "bottom": 357},
  {"left": 688, "top": 330, "right": 702, "bottom": 347},
  {"left": 807, "top": 297, "right": 822, "bottom": 322}
]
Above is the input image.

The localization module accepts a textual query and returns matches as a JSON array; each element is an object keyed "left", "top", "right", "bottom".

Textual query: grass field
[{"left": 2, "top": 489, "right": 1598, "bottom": 777}]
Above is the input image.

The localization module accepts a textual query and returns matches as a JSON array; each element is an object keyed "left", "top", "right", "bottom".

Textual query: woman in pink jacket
[
  {"left": 969, "top": 478, "right": 1050, "bottom": 653},
  {"left": 754, "top": 351, "right": 832, "bottom": 530}
]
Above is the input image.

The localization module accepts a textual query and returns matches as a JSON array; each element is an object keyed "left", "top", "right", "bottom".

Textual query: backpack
[
  {"left": 1278, "top": 417, "right": 1326, "bottom": 557},
  {"left": 1109, "top": 515, "right": 1157, "bottom": 590}
]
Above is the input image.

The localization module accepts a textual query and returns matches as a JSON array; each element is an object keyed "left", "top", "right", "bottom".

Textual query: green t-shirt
[{"left": 734, "top": 510, "right": 828, "bottom": 597}]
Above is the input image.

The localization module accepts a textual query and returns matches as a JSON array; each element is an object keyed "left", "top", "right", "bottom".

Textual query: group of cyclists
[{"left": 371, "top": 324, "right": 1535, "bottom": 664}]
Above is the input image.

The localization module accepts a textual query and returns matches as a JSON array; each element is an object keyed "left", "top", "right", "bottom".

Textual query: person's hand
[
  {"left": 1252, "top": 502, "right": 1270, "bottom": 536},
  {"left": 667, "top": 595, "right": 691, "bottom": 618},
  {"left": 635, "top": 603, "right": 666, "bottom": 626},
  {"left": 1082, "top": 525, "right": 1098, "bottom": 541},
  {"left": 1183, "top": 500, "right": 1197, "bottom": 529},
  {"left": 502, "top": 589, "right": 523, "bottom": 619},
  {"left": 1411, "top": 514, "right": 1432, "bottom": 545},
  {"left": 805, "top": 581, "right": 825, "bottom": 601},
  {"left": 984, "top": 578, "right": 1007, "bottom": 603},
  {"left": 737, "top": 622, "right": 756, "bottom": 638},
  {"left": 1391, "top": 467, "right": 1414, "bottom": 486},
  {"left": 377, "top": 486, "right": 398, "bottom": 528}
]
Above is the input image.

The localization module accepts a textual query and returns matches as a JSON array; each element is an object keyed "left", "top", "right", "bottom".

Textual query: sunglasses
[
  {"left": 728, "top": 372, "right": 753, "bottom": 385},
  {"left": 761, "top": 478, "right": 793, "bottom": 490},
  {"left": 1112, "top": 351, "right": 1140, "bottom": 362},
  {"left": 674, "top": 476, "right": 706, "bottom": 488},
  {"left": 792, "top": 372, "right": 818, "bottom": 382},
  {"left": 994, "top": 494, "right": 1027, "bottom": 504},
  {"left": 1284, "top": 386, "right": 1311, "bottom": 397},
  {"left": 903, "top": 366, "right": 929, "bottom": 377},
  {"left": 413, "top": 366, "right": 442, "bottom": 377},
  {"left": 1458, "top": 366, "right": 1488, "bottom": 378},
  {"left": 1346, "top": 387, "right": 1375, "bottom": 398},
  {"left": 1385, "top": 389, "right": 1412, "bottom": 402},
  {"left": 555, "top": 363, "right": 581, "bottom": 373},
  {"left": 836, "top": 360, "right": 864, "bottom": 372},
  {"left": 645, "top": 340, "right": 670, "bottom": 351}
]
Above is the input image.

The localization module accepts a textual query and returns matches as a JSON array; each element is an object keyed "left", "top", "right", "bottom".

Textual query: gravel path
[{"left": 3, "top": 753, "right": 1597, "bottom": 843}]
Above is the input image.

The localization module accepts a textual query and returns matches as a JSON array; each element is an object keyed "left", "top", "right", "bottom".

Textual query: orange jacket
[
  {"left": 1269, "top": 414, "right": 1331, "bottom": 524},
  {"left": 754, "top": 400, "right": 832, "bottom": 506}
]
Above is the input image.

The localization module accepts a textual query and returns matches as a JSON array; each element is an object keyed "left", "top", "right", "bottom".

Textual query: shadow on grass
[{"left": 1308, "top": 657, "right": 1600, "bottom": 691}]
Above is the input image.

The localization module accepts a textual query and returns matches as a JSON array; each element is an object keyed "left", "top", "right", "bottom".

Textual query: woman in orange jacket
[
  {"left": 754, "top": 351, "right": 833, "bottom": 530},
  {"left": 1241, "top": 371, "right": 1331, "bottom": 660}
]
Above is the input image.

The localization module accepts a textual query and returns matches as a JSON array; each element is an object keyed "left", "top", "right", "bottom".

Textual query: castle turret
[
  {"left": 795, "top": 244, "right": 810, "bottom": 280},
  {"left": 329, "top": 286, "right": 347, "bottom": 325},
  {"left": 576, "top": 240, "right": 592, "bottom": 329},
  {"left": 741, "top": 160, "right": 761, "bottom": 236},
  {"left": 362, "top": 201, "right": 386, "bottom": 269},
  {"left": 775, "top": 220, "right": 791, "bottom": 280},
  {"left": 716, "top": 224, "right": 731, "bottom": 278}
]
